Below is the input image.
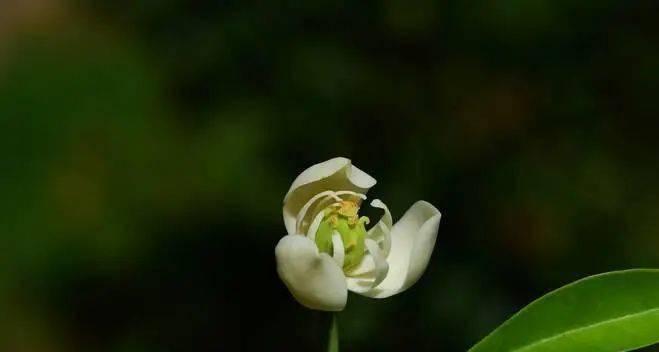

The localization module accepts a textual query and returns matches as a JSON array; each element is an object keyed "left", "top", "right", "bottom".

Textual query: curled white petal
[
  {"left": 365, "top": 239, "right": 389, "bottom": 287},
  {"left": 335, "top": 190, "right": 368, "bottom": 201},
  {"left": 369, "top": 199, "right": 392, "bottom": 227},
  {"left": 306, "top": 211, "right": 326, "bottom": 241},
  {"left": 296, "top": 190, "right": 368, "bottom": 235},
  {"left": 309, "top": 191, "right": 367, "bottom": 224},
  {"left": 367, "top": 199, "right": 392, "bottom": 257},
  {"left": 295, "top": 191, "right": 341, "bottom": 234},
  {"left": 346, "top": 264, "right": 375, "bottom": 293},
  {"left": 354, "top": 201, "right": 441, "bottom": 299},
  {"left": 346, "top": 239, "right": 390, "bottom": 294},
  {"left": 346, "top": 229, "right": 391, "bottom": 295},
  {"left": 283, "top": 157, "right": 376, "bottom": 235},
  {"left": 331, "top": 231, "right": 345, "bottom": 268},
  {"left": 346, "top": 253, "right": 375, "bottom": 277},
  {"left": 275, "top": 235, "right": 348, "bottom": 311}
]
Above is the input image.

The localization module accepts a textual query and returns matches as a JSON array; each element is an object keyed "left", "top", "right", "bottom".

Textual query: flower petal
[
  {"left": 275, "top": 235, "right": 348, "bottom": 311},
  {"left": 346, "top": 239, "right": 389, "bottom": 294},
  {"left": 331, "top": 231, "right": 345, "bottom": 268},
  {"left": 365, "top": 239, "right": 389, "bottom": 287},
  {"left": 295, "top": 191, "right": 341, "bottom": 234},
  {"left": 283, "top": 157, "right": 376, "bottom": 235},
  {"left": 367, "top": 199, "right": 393, "bottom": 257},
  {"left": 358, "top": 201, "right": 441, "bottom": 298},
  {"left": 296, "top": 190, "right": 367, "bottom": 235},
  {"left": 345, "top": 253, "right": 375, "bottom": 277},
  {"left": 306, "top": 211, "right": 326, "bottom": 241}
]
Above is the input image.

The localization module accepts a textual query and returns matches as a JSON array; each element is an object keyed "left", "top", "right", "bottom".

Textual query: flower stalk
[{"left": 328, "top": 313, "right": 339, "bottom": 352}]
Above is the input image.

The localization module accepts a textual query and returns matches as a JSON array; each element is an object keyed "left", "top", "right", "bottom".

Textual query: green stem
[{"left": 327, "top": 313, "right": 339, "bottom": 352}]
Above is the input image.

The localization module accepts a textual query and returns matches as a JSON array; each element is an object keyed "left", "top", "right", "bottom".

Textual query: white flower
[{"left": 275, "top": 157, "right": 441, "bottom": 311}]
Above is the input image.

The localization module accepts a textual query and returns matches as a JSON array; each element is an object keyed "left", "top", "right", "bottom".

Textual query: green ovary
[{"left": 314, "top": 205, "right": 369, "bottom": 271}]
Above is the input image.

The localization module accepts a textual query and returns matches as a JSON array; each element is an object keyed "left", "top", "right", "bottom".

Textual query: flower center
[{"left": 314, "top": 200, "right": 369, "bottom": 271}]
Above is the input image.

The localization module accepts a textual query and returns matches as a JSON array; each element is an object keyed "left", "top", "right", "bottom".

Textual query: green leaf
[
  {"left": 328, "top": 313, "right": 339, "bottom": 352},
  {"left": 470, "top": 269, "right": 659, "bottom": 352}
]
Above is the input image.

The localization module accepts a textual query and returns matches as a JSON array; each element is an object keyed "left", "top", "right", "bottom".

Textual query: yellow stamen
[{"left": 337, "top": 200, "right": 359, "bottom": 219}]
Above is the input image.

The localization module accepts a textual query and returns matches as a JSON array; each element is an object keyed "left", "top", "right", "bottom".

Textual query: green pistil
[{"left": 314, "top": 207, "right": 369, "bottom": 271}]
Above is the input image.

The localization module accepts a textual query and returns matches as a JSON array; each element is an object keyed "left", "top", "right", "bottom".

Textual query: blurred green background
[{"left": 1, "top": 0, "right": 657, "bottom": 351}]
